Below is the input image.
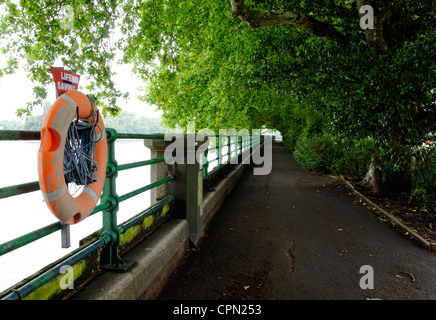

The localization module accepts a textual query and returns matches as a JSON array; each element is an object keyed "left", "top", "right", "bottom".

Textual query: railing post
[
  {"left": 144, "top": 137, "right": 172, "bottom": 206},
  {"left": 227, "top": 136, "right": 231, "bottom": 165},
  {"left": 238, "top": 136, "right": 242, "bottom": 158},
  {"left": 217, "top": 135, "right": 221, "bottom": 170},
  {"left": 100, "top": 128, "right": 134, "bottom": 271},
  {"left": 203, "top": 146, "right": 209, "bottom": 189},
  {"left": 168, "top": 134, "right": 209, "bottom": 246}
]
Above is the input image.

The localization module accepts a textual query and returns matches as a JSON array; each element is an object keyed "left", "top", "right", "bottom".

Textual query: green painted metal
[
  {"left": 117, "top": 157, "right": 165, "bottom": 171},
  {"left": 99, "top": 128, "right": 133, "bottom": 271},
  {"left": 0, "top": 181, "right": 40, "bottom": 199},
  {"left": 227, "top": 136, "right": 231, "bottom": 162},
  {"left": 0, "top": 222, "right": 61, "bottom": 257},
  {"left": 117, "top": 133, "right": 165, "bottom": 140},
  {"left": 118, "top": 176, "right": 172, "bottom": 204},
  {"left": 203, "top": 134, "right": 248, "bottom": 189},
  {"left": 0, "top": 127, "right": 263, "bottom": 299},
  {"left": 0, "top": 128, "right": 176, "bottom": 298},
  {"left": 119, "top": 195, "right": 174, "bottom": 234},
  {"left": 203, "top": 134, "right": 247, "bottom": 183},
  {"left": 217, "top": 135, "right": 222, "bottom": 170},
  {"left": 203, "top": 147, "right": 209, "bottom": 181},
  {"left": 0, "top": 130, "right": 40, "bottom": 141},
  {"left": 89, "top": 200, "right": 112, "bottom": 217},
  {"left": 98, "top": 129, "right": 174, "bottom": 271},
  {"left": 1, "top": 237, "right": 107, "bottom": 300},
  {"left": 0, "top": 128, "right": 172, "bottom": 257},
  {"left": 238, "top": 136, "right": 242, "bottom": 157}
]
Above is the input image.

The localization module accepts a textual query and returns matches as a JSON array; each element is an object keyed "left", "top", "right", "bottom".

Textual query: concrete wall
[{"left": 72, "top": 219, "right": 189, "bottom": 300}]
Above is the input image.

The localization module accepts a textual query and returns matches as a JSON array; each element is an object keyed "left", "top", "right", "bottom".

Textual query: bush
[
  {"left": 333, "top": 137, "right": 374, "bottom": 180},
  {"left": 293, "top": 133, "right": 336, "bottom": 173},
  {"left": 411, "top": 146, "right": 436, "bottom": 211},
  {"left": 282, "top": 130, "right": 298, "bottom": 151},
  {"left": 292, "top": 133, "right": 374, "bottom": 180}
]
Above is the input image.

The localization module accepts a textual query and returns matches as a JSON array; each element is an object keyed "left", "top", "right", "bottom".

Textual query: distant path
[{"left": 157, "top": 141, "right": 436, "bottom": 300}]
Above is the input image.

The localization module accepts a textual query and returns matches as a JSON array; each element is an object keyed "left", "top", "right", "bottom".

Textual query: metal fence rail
[
  {"left": 0, "top": 128, "right": 267, "bottom": 300},
  {"left": 0, "top": 128, "right": 174, "bottom": 300},
  {"left": 203, "top": 134, "right": 263, "bottom": 189}
]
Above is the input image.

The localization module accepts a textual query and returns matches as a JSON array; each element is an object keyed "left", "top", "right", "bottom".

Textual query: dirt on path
[{"left": 157, "top": 142, "right": 436, "bottom": 300}]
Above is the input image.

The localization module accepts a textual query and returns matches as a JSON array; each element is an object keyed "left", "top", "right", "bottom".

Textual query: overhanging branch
[
  {"left": 230, "top": 0, "right": 349, "bottom": 44},
  {"left": 356, "top": 0, "right": 391, "bottom": 55}
]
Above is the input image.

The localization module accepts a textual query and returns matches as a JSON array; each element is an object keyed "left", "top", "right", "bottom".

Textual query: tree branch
[
  {"left": 356, "top": 0, "right": 392, "bottom": 55},
  {"left": 229, "top": 0, "right": 349, "bottom": 45},
  {"left": 256, "top": 116, "right": 275, "bottom": 127}
]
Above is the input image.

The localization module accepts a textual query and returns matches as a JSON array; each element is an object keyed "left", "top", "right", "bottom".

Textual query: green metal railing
[
  {"left": 0, "top": 128, "right": 175, "bottom": 300},
  {"left": 203, "top": 134, "right": 263, "bottom": 189},
  {"left": 0, "top": 128, "right": 267, "bottom": 300}
]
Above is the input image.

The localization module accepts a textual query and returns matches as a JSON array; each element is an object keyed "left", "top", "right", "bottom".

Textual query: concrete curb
[
  {"left": 336, "top": 176, "right": 436, "bottom": 252},
  {"left": 72, "top": 219, "right": 189, "bottom": 300}
]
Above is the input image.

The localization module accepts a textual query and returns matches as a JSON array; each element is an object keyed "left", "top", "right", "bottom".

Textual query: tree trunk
[
  {"left": 362, "top": 148, "right": 386, "bottom": 195},
  {"left": 362, "top": 139, "right": 413, "bottom": 196}
]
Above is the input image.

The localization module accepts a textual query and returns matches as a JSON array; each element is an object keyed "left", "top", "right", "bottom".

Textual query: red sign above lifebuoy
[{"left": 50, "top": 66, "right": 80, "bottom": 96}]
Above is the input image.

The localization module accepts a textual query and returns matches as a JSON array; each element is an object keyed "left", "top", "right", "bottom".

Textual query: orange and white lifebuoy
[{"left": 38, "top": 91, "right": 107, "bottom": 225}]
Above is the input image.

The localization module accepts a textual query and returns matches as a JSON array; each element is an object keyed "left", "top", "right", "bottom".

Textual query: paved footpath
[{"left": 158, "top": 142, "right": 436, "bottom": 300}]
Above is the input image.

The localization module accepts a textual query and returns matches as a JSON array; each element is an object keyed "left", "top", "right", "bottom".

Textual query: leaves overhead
[
  {"left": 0, "top": 0, "right": 434, "bottom": 143},
  {"left": 0, "top": 0, "right": 124, "bottom": 117}
]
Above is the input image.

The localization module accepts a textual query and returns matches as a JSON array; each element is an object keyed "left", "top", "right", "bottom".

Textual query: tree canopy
[{"left": 0, "top": 0, "right": 435, "bottom": 195}]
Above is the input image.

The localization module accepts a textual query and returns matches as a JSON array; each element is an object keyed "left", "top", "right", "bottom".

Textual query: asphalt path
[{"left": 157, "top": 141, "right": 436, "bottom": 300}]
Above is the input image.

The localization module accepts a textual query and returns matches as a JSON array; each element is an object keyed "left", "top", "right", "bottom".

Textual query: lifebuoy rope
[{"left": 63, "top": 95, "right": 100, "bottom": 187}]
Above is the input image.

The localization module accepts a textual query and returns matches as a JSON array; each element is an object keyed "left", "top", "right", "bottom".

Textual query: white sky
[{"left": 0, "top": 59, "right": 161, "bottom": 121}]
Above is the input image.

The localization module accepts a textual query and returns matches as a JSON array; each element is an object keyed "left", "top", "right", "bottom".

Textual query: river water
[{"left": 0, "top": 139, "right": 154, "bottom": 292}]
